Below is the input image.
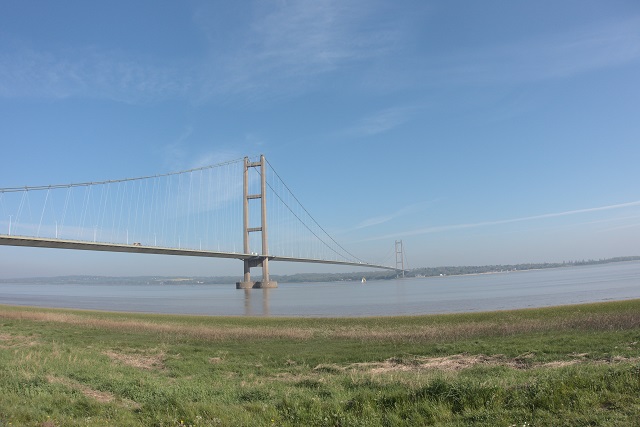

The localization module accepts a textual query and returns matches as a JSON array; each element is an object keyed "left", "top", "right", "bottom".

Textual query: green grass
[{"left": 0, "top": 300, "right": 639, "bottom": 426}]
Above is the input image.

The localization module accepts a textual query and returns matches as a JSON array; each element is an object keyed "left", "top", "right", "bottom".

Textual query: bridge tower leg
[
  {"left": 395, "top": 240, "right": 405, "bottom": 278},
  {"left": 236, "top": 155, "right": 278, "bottom": 289}
]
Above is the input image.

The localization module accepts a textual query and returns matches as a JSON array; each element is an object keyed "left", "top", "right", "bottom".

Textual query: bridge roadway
[{"left": 0, "top": 235, "right": 396, "bottom": 271}]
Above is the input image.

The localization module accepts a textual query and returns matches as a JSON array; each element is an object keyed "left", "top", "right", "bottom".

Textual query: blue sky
[{"left": 1, "top": 0, "right": 640, "bottom": 277}]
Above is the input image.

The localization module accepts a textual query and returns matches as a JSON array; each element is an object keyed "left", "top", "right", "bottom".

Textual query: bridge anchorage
[{"left": 0, "top": 154, "right": 399, "bottom": 287}]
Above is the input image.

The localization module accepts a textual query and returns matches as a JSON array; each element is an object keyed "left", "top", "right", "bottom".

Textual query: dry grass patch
[
  {"left": 332, "top": 311, "right": 640, "bottom": 342},
  {"left": 349, "top": 354, "right": 514, "bottom": 374},
  {"left": 0, "top": 332, "right": 38, "bottom": 348},
  {"left": 47, "top": 375, "right": 140, "bottom": 409},
  {"left": 103, "top": 349, "right": 166, "bottom": 370},
  {"left": 0, "top": 309, "right": 312, "bottom": 340},
  {"left": 336, "top": 353, "right": 640, "bottom": 374}
]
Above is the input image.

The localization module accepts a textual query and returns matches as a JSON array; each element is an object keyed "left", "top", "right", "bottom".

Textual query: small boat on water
[{"left": 361, "top": 277, "right": 366, "bottom": 283}]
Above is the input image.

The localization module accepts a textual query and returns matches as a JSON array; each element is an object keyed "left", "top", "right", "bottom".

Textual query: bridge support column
[
  {"left": 235, "top": 155, "right": 278, "bottom": 289},
  {"left": 236, "top": 260, "right": 255, "bottom": 289},
  {"left": 255, "top": 257, "right": 277, "bottom": 288}
]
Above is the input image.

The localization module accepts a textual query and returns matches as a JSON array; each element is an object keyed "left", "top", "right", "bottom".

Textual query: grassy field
[{"left": 0, "top": 300, "right": 639, "bottom": 426}]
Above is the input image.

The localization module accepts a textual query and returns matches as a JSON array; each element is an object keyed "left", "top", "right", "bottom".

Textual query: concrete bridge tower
[{"left": 236, "top": 155, "right": 278, "bottom": 289}]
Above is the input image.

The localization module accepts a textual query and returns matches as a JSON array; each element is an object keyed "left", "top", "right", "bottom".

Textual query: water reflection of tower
[
  {"left": 243, "top": 289, "right": 271, "bottom": 316},
  {"left": 243, "top": 289, "right": 252, "bottom": 316},
  {"left": 263, "top": 289, "right": 270, "bottom": 316}
]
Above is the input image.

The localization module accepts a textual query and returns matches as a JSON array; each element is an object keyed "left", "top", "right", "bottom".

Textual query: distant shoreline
[{"left": 1, "top": 255, "right": 638, "bottom": 285}]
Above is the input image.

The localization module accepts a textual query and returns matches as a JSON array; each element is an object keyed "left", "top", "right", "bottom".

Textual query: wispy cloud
[
  {"left": 0, "top": 46, "right": 191, "bottom": 103},
  {"left": 162, "top": 126, "right": 195, "bottom": 171},
  {"left": 363, "top": 200, "right": 640, "bottom": 242},
  {"left": 354, "top": 201, "right": 431, "bottom": 230},
  {"left": 161, "top": 124, "right": 246, "bottom": 173},
  {"left": 4, "top": 5, "right": 637, "bottom": 104},
  {"left": 197, "top": 0, "right": 401, "bottom": 99},
  {"left": 189, "top": 149, "right": 245, "bottom": 170},
  {"left": 434, "top": 15, "right": 640, "bottom": 85},
  {"left": 0, "top": 1, "right": 402, "bottom": 104},
  {"left": 342, "top": 106, "right": 419, "bottom": 138},
  {"left": 364, "top": 14, "right": 640, "bottom": 92},
  {"left": 600, "top": 222, "right": 640, "bottom": 233},
  {"left": 597, "top": 215, "right": 640, "bottom": 233}
]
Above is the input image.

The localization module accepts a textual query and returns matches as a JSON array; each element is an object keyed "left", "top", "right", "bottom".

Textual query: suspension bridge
[{"left": 0, "top": 155, "right": 401, "bottom": 288}]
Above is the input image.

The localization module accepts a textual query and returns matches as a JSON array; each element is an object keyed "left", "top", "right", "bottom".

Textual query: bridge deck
[{"left": 0, "top": 235, "right": 395, "bottom": 271}]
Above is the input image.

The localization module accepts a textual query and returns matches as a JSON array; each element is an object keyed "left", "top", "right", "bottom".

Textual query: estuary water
[{"left": 1, "top": 261, "right": 639, "bottom": 317}]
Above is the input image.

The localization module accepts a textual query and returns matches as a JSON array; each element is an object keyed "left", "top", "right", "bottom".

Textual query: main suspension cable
[
  {"left": 0, "top": 158, "right": 245, "bottom": 193},
  {"left": 264, "top": 159, "right": 366, "bottom": 264}
]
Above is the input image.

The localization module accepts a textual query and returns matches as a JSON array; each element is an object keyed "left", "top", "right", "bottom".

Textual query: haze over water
[{"left": 1, "top": 262, "right": 639, "bottom": 317}]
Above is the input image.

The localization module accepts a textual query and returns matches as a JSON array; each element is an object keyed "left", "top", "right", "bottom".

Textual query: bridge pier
[
  {"left": 245, "top": 280, "right": 278, "bottom": 289},
  {"left": 236, "top": 257, "right": 278, "bottom": 289},
  {"left": 254, "top": 257, "right": 278, "bottom": 288},
  {"left": 236, "top": 281, "right": 255, "bottom": 289},
  {"left": 236, "top": 259, "right": 255, "bottom": 289},
  {"left": 237, "top": 281, "right": 278, "bottom": 289}
]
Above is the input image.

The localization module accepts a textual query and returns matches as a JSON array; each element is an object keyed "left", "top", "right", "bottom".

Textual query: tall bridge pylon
[
  {"left": 237, "top": 155, "right": 277, "bottom": 289},
  {"left": 395, "top": 240, "right": 406, "bottom": 278}
]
